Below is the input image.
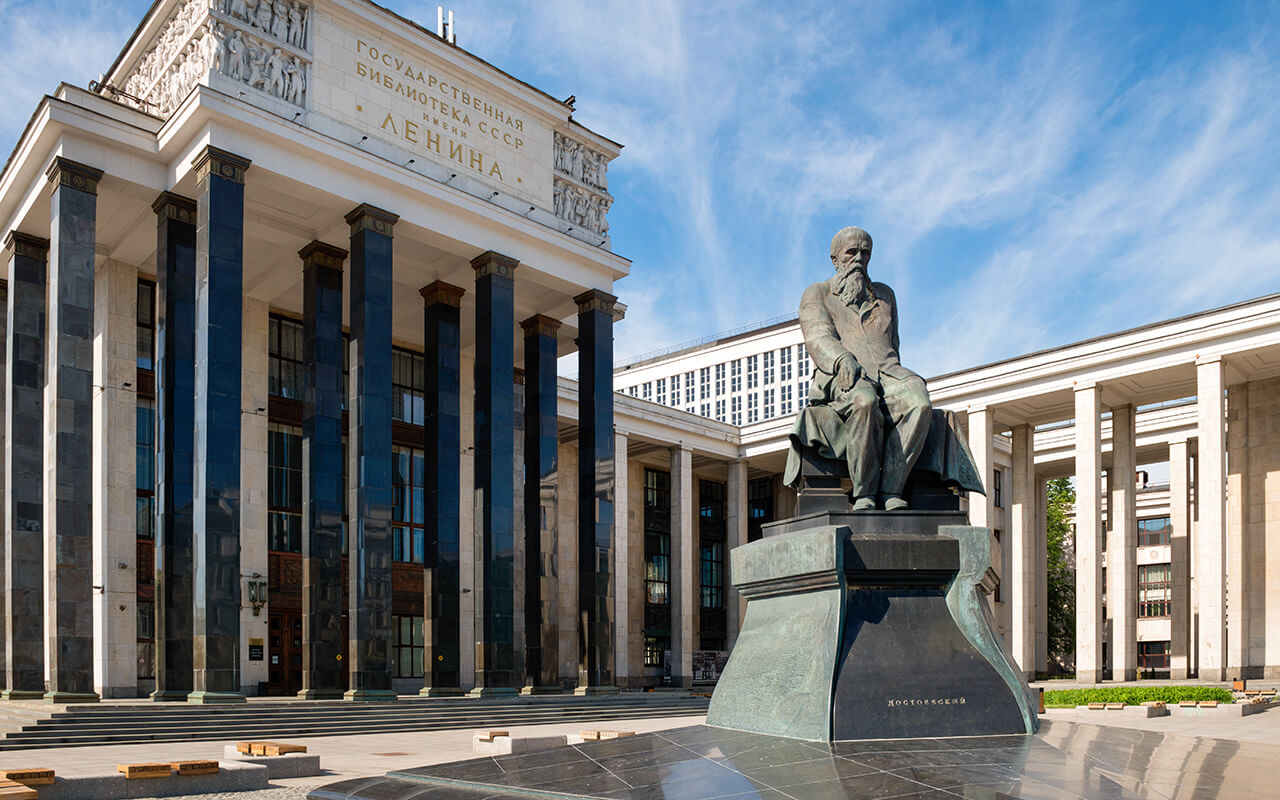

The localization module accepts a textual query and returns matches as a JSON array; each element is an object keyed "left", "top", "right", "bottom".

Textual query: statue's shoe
[
  {"left": 883, "top": 495, "right": 909, "bottom": 511},
  {"left": 852, "top": 496, "right": 877, "bottom": 511}
]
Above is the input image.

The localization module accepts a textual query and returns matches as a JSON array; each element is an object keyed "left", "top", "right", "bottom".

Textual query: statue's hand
[{"left": 836, "top": 357, "right": 860, "bottom": 392}]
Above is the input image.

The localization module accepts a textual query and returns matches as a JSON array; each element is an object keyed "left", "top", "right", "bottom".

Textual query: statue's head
[{"left": 830, "top": 226, "right": 873, "bottom": 275}]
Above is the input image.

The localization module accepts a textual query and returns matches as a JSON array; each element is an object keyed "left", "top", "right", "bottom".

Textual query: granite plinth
[
  {"left": 306, "top": 720, "right": 1280, "bottom": 799},
  {"left": 706, "top": 513, "right": 1036, "bottom": 741}
]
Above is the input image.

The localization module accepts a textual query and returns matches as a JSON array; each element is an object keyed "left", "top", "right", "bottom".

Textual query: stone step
[{"left": 0, "top": 701, "right": 708, "bottom": 750}]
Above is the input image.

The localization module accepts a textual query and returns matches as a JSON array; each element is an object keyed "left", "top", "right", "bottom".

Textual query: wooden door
[{"left": 267, "top": 612, "right": 303, "bottom": 696}]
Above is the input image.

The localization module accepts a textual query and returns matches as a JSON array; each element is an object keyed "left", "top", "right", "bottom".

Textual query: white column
[
  {"left": 1168, "top": 437, "right": 1191, "bottom": 679},
  {"left": 1224, "top": 385, "right": 1249, "bottom": 676},
  {"left": 1010, "top": 424, "right": 1036, "bottom": 677},
  {"left": 670, "top": 445, "right": 693, "bottom": 688},
  {"left": 1196, "top": 357, "right": 1226, "bottom": 681},
  {"left": 91, "top": 259, "right": 138, "bottom": 698},
  {"left": 613, "top": 432, "right": 630, "bottom": 687},
  {"left": 725, "top": 458, "right": 748, "bottom": 649},
  {"left": 967, "top": 407, "right": 994, "bottom": 528},
  {"left": 239, "top": 297, "right": 270, "bottom": 695},
  {"left": 1108, "top": 404, "right": 1137, "bottom": 681},
  {"left": 1035, "top": 475, "right": 1049, "bottom": 673},
  {"left": 1074, "top": 384, "right": 1104, "bottom": 683}
]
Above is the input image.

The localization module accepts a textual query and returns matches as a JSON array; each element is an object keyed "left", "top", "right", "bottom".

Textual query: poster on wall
[{"left": 692, "top": 650, "right": 729, "bottom": 684}]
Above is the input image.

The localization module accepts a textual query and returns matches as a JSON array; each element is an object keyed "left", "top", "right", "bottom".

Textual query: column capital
[
  {"left": 151, "top": 191, "right": 197, "bottom": 223},
  {"left": 521, "top": 314, "right": 561, "bottom": 337},
  {"left": 192, "top": 147, "right": 251, "bottom": 185},
  {"left": 574, "top": 288, "right": 618, "bottom": 315},
  {"left": 4, "top": 231, "right": 49, "bottom": 259},
  {"left": 298, "top": 241, "right": 349, "bottom": 271},
  {"left": 45, "top": 157, "right": 103, "bottom": 195},
  {"left": 1072, "top": 380, "right": 1098, "bottom": 393},
  {"left": 345, "top": 203, "right": 399, "bottom": 236},
  {"left": 470, "top": 250, "right": 518, "bottom": 279},
  {"left": 1195, "top": 353, "right": 1223, "bottom": 366},
  {"left": 420, "top": 280, "right": 465, "bottom": 308}
]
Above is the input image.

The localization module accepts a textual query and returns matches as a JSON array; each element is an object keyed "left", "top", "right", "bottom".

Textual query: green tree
[{"left": 1045, "top": 477, "right": 1076, "bottom": 673}]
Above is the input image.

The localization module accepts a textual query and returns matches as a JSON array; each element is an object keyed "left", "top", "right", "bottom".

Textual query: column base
[
  {"left": 467, "top": 687, "right": 519, "bottom": 698},
  {"left": 1074, "top": 668, "right": 1104, "bottom": 684},
  {"left": 419, "top": 687, "right": 466, "bottom": 698},
  {"left": 1111, "top": 668, "right": 1136, "bottom": 682},
  {"left": 520, "top": 685, "right": 562, "bottom": 696},
  {"left": 187, "top": 691, "right": 247, "bottom": 705},
  {"left": 43, "top": 692, "right": 99, "bottom": 704},
  {"left": 1, "top": 690, "right": 46, "bottom": 701},
  {"left": 344, "top": 689, "right": 397, "bottom": 702},
  {"left": 574, "top": 685, "right": 619, "bottom": 696},
  {"left": 1198, "top": 667, "right": 1227, "bottom": 682},
  {"left": 297, "top": 689, "right": 345, "bottom": 700},
  {"left": 150, "top": 690, "right": 191, "bottom": 702}
]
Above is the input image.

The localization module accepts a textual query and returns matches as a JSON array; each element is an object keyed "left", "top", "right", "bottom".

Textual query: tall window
[
  {"left": 715, "top": 363, "right": 726, "bottom": 396},
  {"left": 993, "top": 469, "right": 1004, "bottom": 508},
  {"left": 700, "top": 403, "right": 710, "bottom": 418},
  {"left": 268, "top": 423, "right": 303, "bottom": 552},
  {"left": 392, "top": 348, "right": 425, "bottom": 425},
  {"left": 627, "top": 386, "right": 638, "bottom": 397},
  {"left": 762, "top": 351, "right": 775, "bottom": 385},
  {"left": 656, "top": 378, "right": 666, "bottom": 405},
  {"left": 683, "top": 372, "right": 694, "bottom": 404},
  {"left": 700, "top": 367, "right": 710, "bottom": 400},
  {"left": 699, "top": 480, "right": 726, "bottom": 650},
  {"left": 779, "top": 347, "right": 792, "bottom": 382},
  {"left": 715, "top": 399, "right": 726, "bottom": 422},
  {"left": 747, "top": 392, "right": 758, "bottom": 423},
  {"left": 763, "top": 388, "right": 775, "bottom": 420},
  {"left": 781, "top": 384, "right": 793, "bottom": 416},
  {"left": 1138, "top": 516, "right": 1172, "bottom": 546},
  {"left": 797, "top": 344, "right": 809, "bottom": 377},
  {"left": 731, "top": 396, "right": 741, "bottom": 426},
  {"left": 1137, "top": 641, "right": 1170, "bottom": 675},
  {"left": 746, "top": 355, "right": 758, "bottom": 389},
  {"left": 730, "top": 360, "right": 741, "bottom": 393},
  {"left": 748, "top": 477, "right": 774, "bottom": 542},
  {"left": 642, "top": 382, "right": 652, "bottom": 401},
  {"left": 392, "top": 445, "right": 426, "bottom": 562},
  {"left": 392, "top": 615, "right": 424, "bottom": 678},
  {"left": 137, "top": 280, "right": 156, "bottom": 371},
  {"left": 1139, "top": 564, "right": 1171, "bottom": 618},
  {"left": 644, "top": 470, "right": 672, "bottom": 667},
  {"left": 136, "top": 400, "right": 155, "bottom": 539},
  {"left": 269, "top": 316, "right": 304, "bottom": 399}
]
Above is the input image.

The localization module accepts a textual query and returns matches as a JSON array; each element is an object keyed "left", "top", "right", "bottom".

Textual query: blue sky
[{"left": 4, "top": 1, "right": 1279, "bottom": 376}]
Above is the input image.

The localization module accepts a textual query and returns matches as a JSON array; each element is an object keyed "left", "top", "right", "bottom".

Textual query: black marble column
[
  {"left": 470, "top": 251, "right": 519, "bottom": 696},
  {"left": 190, "top": 147, "right": 251, "bottom": 704},
  {"left": 2, "top": 232, "right": 48, "bottom": 700},
  {"left": 345, "top": 204, "right": 398, "bottom": 702},
  {"left": 151, "top": 192, "right": 197, "bottom": 702},
  {"left": 521, "top": 315, "right": 560, "bottom": 694},
  {"left": 575, "top": 289, "right": 617, "bottom": 694},
  {"left": 299, "top": 241, "right": 348, "bottom": 699},
  {"left": 44, "top": 159, "right": 104, "bottom": 703},
  {"left": 420, "top": 281, "right": 465, "bottom": 697}
]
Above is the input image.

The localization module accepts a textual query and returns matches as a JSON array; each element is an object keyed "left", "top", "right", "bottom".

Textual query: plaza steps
[{"left": 0, "top": 693, "right": 709, "bottom": 750}]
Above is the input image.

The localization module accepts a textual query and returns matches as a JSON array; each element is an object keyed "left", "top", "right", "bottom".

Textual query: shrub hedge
[{"left": 1043, "top": 686, "right": 1234, "bottom": 708}]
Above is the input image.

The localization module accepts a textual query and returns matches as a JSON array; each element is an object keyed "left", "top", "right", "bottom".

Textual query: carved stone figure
[
  {"left": 284, "top": 57, "right": 304, "bottom": 103},
  {"left": 255, "top": 0, "right": 273, "bottom": 31},
  {"left": 228, "top": 0, "right": 249, "bottom": 19},
  {"left": 227, "top": 30, "right": 246, "bottom": 80},
  {"left": 247, "top": 42, "right": 268, "bottom": 88},
  {"left": 204, "top": 23, "right": 225, "bottom": 73},
  {"left": 272, "top": 1, "right": 289, "bottom": 40},
  {"left": 288, "top": 1, "right": 305, "bottom": 47},
  {"left": 784, "top": 227, "right": 932, "bottom": 511},
  {"left": 267, "top": 48, "right": 287, "bottom": 96}
]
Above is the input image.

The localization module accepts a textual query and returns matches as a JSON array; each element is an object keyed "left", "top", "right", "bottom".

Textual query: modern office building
[{"left": 3, "top": 0, "right": 1279, "bottom": 705}]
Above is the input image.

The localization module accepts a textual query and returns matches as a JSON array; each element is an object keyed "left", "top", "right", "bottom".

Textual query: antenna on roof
[{"left": 437, "top": 7, "right": 457, "bottom": 44}]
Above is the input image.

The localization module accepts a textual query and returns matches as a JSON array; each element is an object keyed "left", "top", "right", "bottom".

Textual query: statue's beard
[{"left": 836, "top": 265, "right": 871, "bottom": 306}]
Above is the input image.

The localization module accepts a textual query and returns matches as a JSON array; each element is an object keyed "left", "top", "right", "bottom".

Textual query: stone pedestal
[{"left": 706, "top": 510, "right": 1038, "bottom": 741}]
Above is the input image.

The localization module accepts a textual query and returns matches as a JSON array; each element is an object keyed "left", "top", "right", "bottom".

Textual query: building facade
[{"left": 4, "top": 0, "right": 1279, "bottom": 704}]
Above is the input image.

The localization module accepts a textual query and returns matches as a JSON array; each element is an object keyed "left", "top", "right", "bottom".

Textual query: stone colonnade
[
  {"left": 0, "top": 147, "right": 619, "bottom": 701},
  {"left": 967, "top": 356, "right": 1242, "bottom": 682}
]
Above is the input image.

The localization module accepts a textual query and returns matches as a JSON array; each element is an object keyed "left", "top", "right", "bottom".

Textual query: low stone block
[
  {"left": 0, "top": 769, "right": 54, "bottom": 786},
  {"left": 221, "top": 746, "right": 322, "bottom": 779},
  {"left": 475, "top": 731, "right": 509, "bottom": 742},
  {"left": 117, "top": 764, "right": 170, "bottom": 779},
  {"left": 38, "top": 760, "right": 268, "bottom": 800},
  {"left": 171, "top": 760, "right": 218, "bottom": 776}
]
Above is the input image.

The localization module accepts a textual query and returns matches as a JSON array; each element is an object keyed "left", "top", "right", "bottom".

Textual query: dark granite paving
[{"left": 307, "top": 720, "right": 1277, "bottom": 799}]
